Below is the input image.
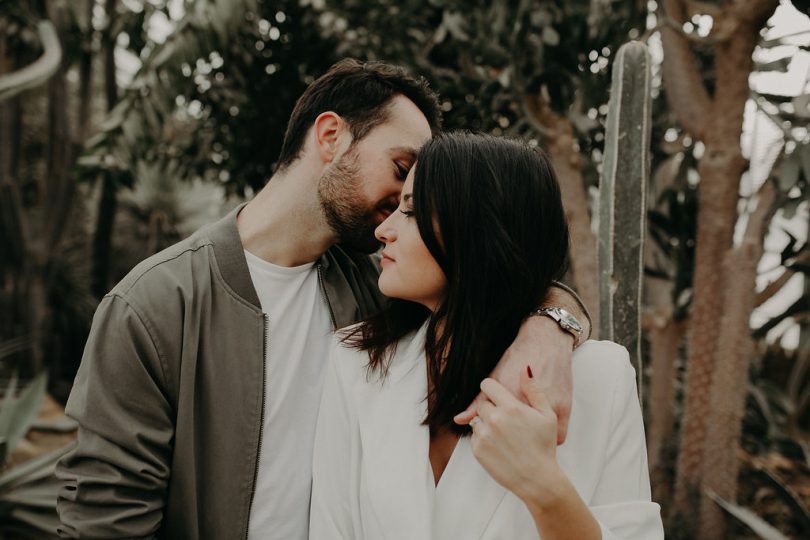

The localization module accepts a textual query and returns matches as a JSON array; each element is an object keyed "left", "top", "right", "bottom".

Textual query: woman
[{"left": 309, "top": 132, "right": 663, "bottom": 539}]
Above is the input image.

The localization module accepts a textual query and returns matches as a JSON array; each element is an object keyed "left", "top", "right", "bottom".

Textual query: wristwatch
[{"left": 529, "top": 307, "right": 584, "bottom": 345}]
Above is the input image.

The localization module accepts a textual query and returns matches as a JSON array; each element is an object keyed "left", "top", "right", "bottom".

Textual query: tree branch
[{"left": 756, "top": 267, "right": 796, "bottom": 307}]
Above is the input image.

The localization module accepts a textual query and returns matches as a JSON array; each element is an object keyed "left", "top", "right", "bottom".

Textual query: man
[{"left": 56, "top": 59, "right": 591, "bottom": 539}]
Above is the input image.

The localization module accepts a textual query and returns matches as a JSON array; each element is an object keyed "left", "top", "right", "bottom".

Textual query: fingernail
[{"left": 527, "top": 365, "right": 533, "bottom": 378}]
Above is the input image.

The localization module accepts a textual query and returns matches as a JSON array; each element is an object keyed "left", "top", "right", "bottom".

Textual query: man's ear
[{"left": 313, "top": 111, "right": 347, "bottom": 164}]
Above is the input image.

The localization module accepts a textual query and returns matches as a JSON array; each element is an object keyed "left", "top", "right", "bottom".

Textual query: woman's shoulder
[
  {"left": 571, "top": 340, "right": 637, "bottom": 398},
  {"left": 573, "top": 340, "right": 633, "bottom": 370},
  {"left": 328, "top": 322, "right": 426, "bottom": 385}
]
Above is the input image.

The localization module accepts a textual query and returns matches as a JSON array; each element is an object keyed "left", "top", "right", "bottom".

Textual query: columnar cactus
[{"left": 598, "top": 41, "right": 652, "bottom": 395}]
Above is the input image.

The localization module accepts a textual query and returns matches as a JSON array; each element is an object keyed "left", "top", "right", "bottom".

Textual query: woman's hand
[
  {"left": 454, "top": 316, "right": 574, "bottom": 444},
  {"left": 468, "top": 366, "right": 565, "bottom": 507},
  {"left": 469, "top": 368, "right": 602, "bottom": 540}
]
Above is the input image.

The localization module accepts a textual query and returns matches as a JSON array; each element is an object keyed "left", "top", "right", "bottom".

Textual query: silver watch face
[{"left": 558, "top": 309, "right": 583, "bottom": 334}]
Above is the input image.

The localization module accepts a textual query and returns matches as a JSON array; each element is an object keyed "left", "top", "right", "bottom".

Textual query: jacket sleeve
[
  {"left": 55, "top": 294, "right": 173, "bottom": 539},
  {"left": 309, "top": 343, "right": 357, "bottom": 539},
  {"left": 589, "top": 353, "right": 664, "bottom": 539}
]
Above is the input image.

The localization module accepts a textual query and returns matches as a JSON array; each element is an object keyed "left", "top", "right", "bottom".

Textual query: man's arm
[
  {"left": 454, "top": 284, "right": 591, "bottom": 445},
  {"left": 56, "top": 295, "right": 173, "bottom": 539}
]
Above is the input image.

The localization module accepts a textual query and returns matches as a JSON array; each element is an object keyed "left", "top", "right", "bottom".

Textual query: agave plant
[{"left": 0, "top": 342, "right": 76, "bottom": 539}]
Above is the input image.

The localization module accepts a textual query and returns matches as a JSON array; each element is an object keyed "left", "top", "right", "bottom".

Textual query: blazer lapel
[
  {"left": 356, "top": 324, "right": 433, "bottom": 540},
  {"left": 432, "top": 438, "right": 508, "bottom": 539}
]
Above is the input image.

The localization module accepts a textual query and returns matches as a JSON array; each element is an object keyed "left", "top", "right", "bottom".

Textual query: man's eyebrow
[{"left": 389, "top": 147, "right": 418, "bottom": 160}]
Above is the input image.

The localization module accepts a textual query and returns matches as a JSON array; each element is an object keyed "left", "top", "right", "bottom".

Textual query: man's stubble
[{"left": 318, "top": 146, "right": 393, "bottom": 254}]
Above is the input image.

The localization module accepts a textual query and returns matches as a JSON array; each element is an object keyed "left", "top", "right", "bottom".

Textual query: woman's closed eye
[{"left": 399, "top": 208, "right": 415, "bottom": 218}]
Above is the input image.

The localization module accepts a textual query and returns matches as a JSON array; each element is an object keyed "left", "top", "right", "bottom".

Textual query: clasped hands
[{"left": 452, "top": 315, "right": 574, "bottom": 507}]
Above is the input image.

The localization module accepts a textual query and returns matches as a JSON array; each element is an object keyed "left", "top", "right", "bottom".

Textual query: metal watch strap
[{"left": 529, "top": 307, "right": 584, "bottom": 347}]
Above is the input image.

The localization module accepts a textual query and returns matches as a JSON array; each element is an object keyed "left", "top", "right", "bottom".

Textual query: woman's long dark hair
[{"left": 344, "top": 132, "right": 570, "bottom": 435}]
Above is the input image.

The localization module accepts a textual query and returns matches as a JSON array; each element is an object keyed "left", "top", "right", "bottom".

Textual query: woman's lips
[{"left": 381, "top": 252, "right": 395, "bottom": 265}]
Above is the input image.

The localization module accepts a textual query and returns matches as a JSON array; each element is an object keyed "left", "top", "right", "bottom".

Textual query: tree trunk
[
  {"left": 646, "top": 311, "right": 686, "bottom": 506},
  {"left": 526, "top": 95, "right": 600, "bottom": 329},
  {"left": 800, "top": 216, "right": 810, "bottom": 349},
  {"left": 77, "top": 0, "right": 94, "bottom": 142},
  {"left": 0, "top": 21, "right": 16, "bottom": 341},
  {"left": 0, "top": 21, "right": 10, "bottom": 186},
  {"left": 672, "top": 142, "right": 749, "bottom": 518},
  {"left": 666, "top": 1, "right": 779, "bottom": 525},
  {"left": 92, "top": 0, "right": 118, "bottom": 298},
  {"left": 698, "top": 181, "right": 775, "bottom": 539},
  {"left": 28, "top": 1, "right": 73, "bottom": 374}
]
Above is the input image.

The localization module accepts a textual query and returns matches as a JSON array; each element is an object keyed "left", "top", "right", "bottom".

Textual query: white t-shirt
[{"left": 244, "top": 250, "right": 334, "bottom": 540}]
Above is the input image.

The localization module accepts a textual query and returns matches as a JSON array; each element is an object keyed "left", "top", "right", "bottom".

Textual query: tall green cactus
[{"left": 598, "top": 41, "right": 652, "bottom": 394}]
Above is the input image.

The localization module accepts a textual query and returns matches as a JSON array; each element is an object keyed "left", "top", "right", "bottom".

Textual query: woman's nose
[{"left": 375, "top": 214, "right": 397, "bottom": 243}]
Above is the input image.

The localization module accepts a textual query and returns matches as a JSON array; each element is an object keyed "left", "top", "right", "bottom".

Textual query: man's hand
[{"left": 454, "top": 315, "right": 574, "bottom": 444}]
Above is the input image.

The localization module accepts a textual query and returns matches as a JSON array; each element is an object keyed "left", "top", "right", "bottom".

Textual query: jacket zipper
[
  {"left": 317, "top": 263, "right": 337, "bottom": 330},
  {"left": 244, "top": 313, "right": 269, "bottom": 539}
]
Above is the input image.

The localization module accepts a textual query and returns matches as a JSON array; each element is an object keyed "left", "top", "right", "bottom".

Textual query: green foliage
[
  {"left": 328, "top": 0, "right": 645, "bottom": 152},
  {"left": 78, "top": 0, "right": 339, "bottom": 194},
  {"left": 0, "top": 372, "right": 46, "bottom": 465},
  {"left": 71, "top": 0, "right": 650, "bottom": 207},
  {"left": 0, "top": 370, "right": 71, "bottom": 539},
  {"left": 109, "top": 161, "right": 237, "bottom": 284},
  {"left": 707, "top": 490, "right": 789, "bottom": 540},
  {"left": 0, "top": 444, "right": 71, "bottom": 539}
]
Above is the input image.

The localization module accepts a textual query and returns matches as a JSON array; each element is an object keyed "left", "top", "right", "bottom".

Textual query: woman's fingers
[
  {"left": 479, "top": 378, "right": 518, "bottom": 407},
  {"left": 454, "top": 392, "right": 484, "bottom": 425},
  {"left": 475, "top": 397, "right": 496, "bottom": 422}
]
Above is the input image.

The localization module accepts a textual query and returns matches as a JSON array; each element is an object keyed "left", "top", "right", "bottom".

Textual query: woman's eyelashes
[{"left": 398, "top": 207, "right": 415, "bottom": 218}]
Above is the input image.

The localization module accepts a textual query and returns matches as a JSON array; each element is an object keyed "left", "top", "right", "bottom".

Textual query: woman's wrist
[
  {"left": 520, "top": 464, "right": 574, "bottom": 515},
  {"left": 521, "top": 465, "right": 602, "bottom": 540}
]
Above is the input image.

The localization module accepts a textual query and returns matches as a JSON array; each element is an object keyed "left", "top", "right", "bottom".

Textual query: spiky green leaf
[{"left": 708, "top": 490, "right": 789, "bottom": 540}]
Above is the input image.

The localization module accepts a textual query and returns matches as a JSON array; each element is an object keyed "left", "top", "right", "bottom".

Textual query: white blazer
[{"left": 310, "top": 323, "right": 664, "bottom": 539}]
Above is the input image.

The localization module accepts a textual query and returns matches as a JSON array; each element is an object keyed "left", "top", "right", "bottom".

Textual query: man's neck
[{"left": 237, "top": 162, "right": 336, "bottom": 267}]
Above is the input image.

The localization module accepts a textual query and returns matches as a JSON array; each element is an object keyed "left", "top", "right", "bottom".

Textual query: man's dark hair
[
  {"left": 343, "top": 132, "right": 570, "bottom": 435},
  {"left": 276, "top": 59, "right": 442, "bottom": 170}
]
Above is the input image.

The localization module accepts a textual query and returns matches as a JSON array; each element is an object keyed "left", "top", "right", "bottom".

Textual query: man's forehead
[{"left": 377, "top": 96, "right": 433, "bottom": 145}]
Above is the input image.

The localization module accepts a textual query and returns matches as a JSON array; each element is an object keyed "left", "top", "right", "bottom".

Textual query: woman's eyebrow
[{"left": 402, "top": 193, "right": 413, "bottom": 204}]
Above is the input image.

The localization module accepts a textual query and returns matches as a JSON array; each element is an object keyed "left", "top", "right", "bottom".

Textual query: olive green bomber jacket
[{"left": 55, "top": 205, "right": 385, "bottom": 539}]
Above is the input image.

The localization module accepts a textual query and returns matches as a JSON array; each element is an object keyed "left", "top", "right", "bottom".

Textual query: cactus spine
[{"left": 598, "top": 41, "right": 652, "bottom": 395}]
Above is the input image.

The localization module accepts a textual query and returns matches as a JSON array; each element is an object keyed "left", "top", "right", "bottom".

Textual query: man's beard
[{"left": 318, "top": 148, "right": 392, "bottom": 253}]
